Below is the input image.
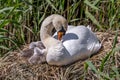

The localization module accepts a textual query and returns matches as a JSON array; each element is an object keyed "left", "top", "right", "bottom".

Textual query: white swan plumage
[{"left": 28, "top": 14, "right": 101, "bottom": 66}]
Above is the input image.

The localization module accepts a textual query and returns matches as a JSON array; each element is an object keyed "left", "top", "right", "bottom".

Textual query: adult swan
[{"left": 29, "top": 14, "right": 101, "bottom": 66}]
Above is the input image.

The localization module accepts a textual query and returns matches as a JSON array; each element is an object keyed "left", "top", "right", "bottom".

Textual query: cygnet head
[
  {"left": 29, "top": 41, "right": 45, "bottom": 49},
  {"left": 28, "top": 47, "right": 45, "bottom": 64}
]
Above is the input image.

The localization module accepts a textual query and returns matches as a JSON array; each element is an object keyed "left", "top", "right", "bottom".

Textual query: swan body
[
  {"left": 40, "top": 14, "right": 101, "bottom": 66},
  {"left": 27, "top": 14, "right": 101, "bottom": 66},
  {"left": 45, "top": 25, "right": 101, "bottom": 65}
]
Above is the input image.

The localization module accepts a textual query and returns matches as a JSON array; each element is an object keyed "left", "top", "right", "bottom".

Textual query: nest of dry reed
[{"left": 0, "top": 31, "right": 120, "bottom": 80}]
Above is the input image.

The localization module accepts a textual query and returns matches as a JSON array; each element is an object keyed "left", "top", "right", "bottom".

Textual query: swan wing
[
  {"left": 62, "top": 25, "right": 101, "bottom": 56},
  {"left": 49, "top": 25, "right": 101, "bottom": 65}
]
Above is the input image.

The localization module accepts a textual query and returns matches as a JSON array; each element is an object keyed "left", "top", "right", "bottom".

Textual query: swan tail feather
[
  {"left": 87, "top": 25, "right": 92, "bottom": 31},
  {"left": 91, "top": 41, "right": 101, "bottom": 54}
]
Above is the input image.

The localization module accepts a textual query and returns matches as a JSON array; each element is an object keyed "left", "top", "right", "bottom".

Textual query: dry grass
[{"left": 0, "top": 31, "right": 120, "bottom": 80}]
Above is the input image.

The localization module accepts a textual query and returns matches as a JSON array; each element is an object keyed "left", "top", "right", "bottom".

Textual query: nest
[{"left": 0, "top": 31, "right": 120, "bottom": 80}]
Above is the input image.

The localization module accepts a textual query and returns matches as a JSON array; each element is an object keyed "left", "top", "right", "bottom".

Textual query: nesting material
[{"left": 0, "top": 31, "right": 120, "bottom": 80}]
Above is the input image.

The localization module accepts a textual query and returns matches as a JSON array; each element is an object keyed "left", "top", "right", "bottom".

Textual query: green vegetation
[
  {"left": 0, "top": 0, "right": 120, "bottom": 55},
  {"left": 0, "top": 0, "right": 120, "bottom": 79}
]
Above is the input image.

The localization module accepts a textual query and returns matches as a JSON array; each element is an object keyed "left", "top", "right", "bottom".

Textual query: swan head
[{"left": 52, "top": 14, "right": 68, "bottom": 40}]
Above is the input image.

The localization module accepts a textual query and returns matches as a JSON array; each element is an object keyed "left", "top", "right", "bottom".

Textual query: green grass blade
[
  {"left": 85, "top": 61, "right": 98, "bottom": 73},
  {"left": 46, "top": 0, "right": 58, "bottom": 11},
  {"left": 85, "top": 8, "right": 102, "bottom": 29},
  {"left": 99, "top": 72, "right": 111, "bottom": 80},
  {"left": 70, "top": 18, "right": 80, "bottom": 23},
  {"left": 0, "top": 20, "right": 11, "bottom": 28},
  {"left": 93, "top": 0, "right": 100, "bottom": 5},
  {"left": 84, "top": 0, "right": 99, "bottom": 10},
  {"left": 100, "top": 31, "right": 118, "bottom": 72},
  {"left": 0, "top": 28, "right": 8, "bottom": 32},
  {"left": 84, "top": 61, "right": 89, "bottom": 71},
  {"left": 112, "top": 30, "right": 118, "bottom": 49},
  {"left": 0, "top": 7, "right": 14, "bottom": 13},
  {"left": 23, "top": 0, "right": 36, "bottom": 8},
  {"left": 112, "top": 67, "right": 120, "bottom": 80},
  {"left": 22, "top": 25, "right": 34, "bottom": 33},
  {"left": 109, "top": 11, "right": 118, "bottom": 28},
  {"left": 1, "top": 37, "right": 22, "bottom": 52},
  {"left": 0, "top": 46, "right": 9, "bottom": 50},
  {"left": 100, "top": 51, "right": 112, "bottom": 72}
]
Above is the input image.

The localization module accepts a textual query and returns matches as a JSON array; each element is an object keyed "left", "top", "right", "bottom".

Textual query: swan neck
[
  {"left": 41, "top": 23, "right": 52, "bottom": 39},
  {"left": 40, "top": 22, "right": 58, "bottom": 48}
]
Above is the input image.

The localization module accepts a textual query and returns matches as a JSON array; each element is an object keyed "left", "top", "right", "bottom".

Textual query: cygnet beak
[{"left": 57, "top": 26, "right": 66, "bottom": 41}]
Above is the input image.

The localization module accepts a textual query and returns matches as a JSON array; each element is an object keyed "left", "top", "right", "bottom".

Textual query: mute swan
[{"left": 29, "top": 14, "right": 101, "bottom": 66}]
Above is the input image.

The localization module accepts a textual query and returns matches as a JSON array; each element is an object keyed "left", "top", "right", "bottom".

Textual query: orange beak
[
  {"left": 57, "top": 26, "right": 66, "bottom": 41},
  {"left": 57, "top": 32, "right": 65, "bottom": 40}
]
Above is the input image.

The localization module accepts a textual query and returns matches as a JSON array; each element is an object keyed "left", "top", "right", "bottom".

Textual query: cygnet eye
[{"left": 29, "top": 42, "right": 36, "bottom": 49}]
